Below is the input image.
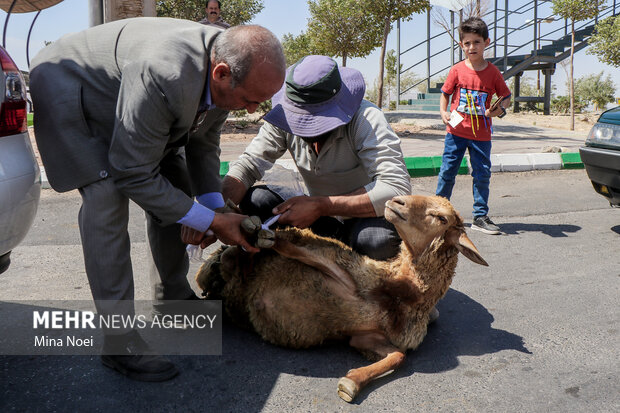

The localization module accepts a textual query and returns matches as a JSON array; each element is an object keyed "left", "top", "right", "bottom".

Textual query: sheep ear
[{"left": 455, "top": 231, "right": 488, "bottom": 266}]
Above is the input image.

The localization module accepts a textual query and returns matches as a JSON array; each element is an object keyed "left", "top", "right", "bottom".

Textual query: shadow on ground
[
  {"left": 497, "top": 222, "right": 581, "bottom": 237},
  {"left": 0, "top": 289, "right": 529, "bottom": 411}
]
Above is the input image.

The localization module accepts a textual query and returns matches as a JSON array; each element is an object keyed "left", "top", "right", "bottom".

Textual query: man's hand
[
  {"left": 272, "top": 196, "right": 326, "bottom": 228},
  {"left": 181, "top": 225, "right": 216, "bottom": 249},
  {"left": 209, "top": 212, "right": 260, "bottom": 253}
]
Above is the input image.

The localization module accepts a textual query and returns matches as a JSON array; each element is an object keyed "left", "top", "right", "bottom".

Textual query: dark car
[{"left": 579, "top": 106, "right": 620, "bottom": 207}]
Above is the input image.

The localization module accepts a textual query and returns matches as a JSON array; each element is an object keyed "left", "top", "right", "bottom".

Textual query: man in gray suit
[{"left": 30, "top": 18, "right": 285, "bottom": 381}]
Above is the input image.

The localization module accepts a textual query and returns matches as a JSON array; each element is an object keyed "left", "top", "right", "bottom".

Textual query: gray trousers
[{"left": 77, "top": 151, "right": 194, "bottom": 323}]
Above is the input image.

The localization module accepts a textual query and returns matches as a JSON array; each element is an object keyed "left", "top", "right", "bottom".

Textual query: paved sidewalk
[
  {"left": 384, "top": 110, "right": 588, "bottom": 156},
  {"left": 39, "top": 111, "right": 589, "bottom": 188},
  {"left": 217, "top": 110, "right": 588, "bottom": 179}
]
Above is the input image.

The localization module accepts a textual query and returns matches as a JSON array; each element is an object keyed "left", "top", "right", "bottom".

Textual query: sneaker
[
  {"left": 101, "top": 330, "right": 178, "bottom": 382},
  {"left": 471, "top": 216, "right": 501, "bottom": 235}
]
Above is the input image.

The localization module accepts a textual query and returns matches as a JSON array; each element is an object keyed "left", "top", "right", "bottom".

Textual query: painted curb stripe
[
  {"left": 38, "top": 153, "right": 585, "bottom": 189},
  {"left": 219, "top": 153, "right": 584, "bottom": 177},
  {"left": 560, "top": 152, "right": 585, "bottom": 169}
]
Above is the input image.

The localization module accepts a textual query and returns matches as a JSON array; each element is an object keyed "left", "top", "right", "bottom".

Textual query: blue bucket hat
[{"left": 263, "top": 55, "right": 366, "bottom": 138}]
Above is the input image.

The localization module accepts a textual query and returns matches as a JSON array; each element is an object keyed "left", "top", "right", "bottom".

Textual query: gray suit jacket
[{"left": 30, "top": 17, "right": 228, "bottom": 226}]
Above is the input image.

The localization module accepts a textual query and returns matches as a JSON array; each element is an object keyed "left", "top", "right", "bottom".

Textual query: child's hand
[
  {"left": 441, "top": 111, "right": 451, "bottom": 124},
  {"left": 486, "top": 105, "right": 505, "bottom": 118}
]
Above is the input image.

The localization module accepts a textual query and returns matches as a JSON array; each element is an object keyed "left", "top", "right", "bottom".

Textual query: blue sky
[{"left": 1, "top": 0, "right": 618, "bottom": 98}]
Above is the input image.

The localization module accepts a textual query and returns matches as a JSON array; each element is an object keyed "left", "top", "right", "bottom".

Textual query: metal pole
[
  {"left": 544, "top": 69, "right": 551, "bottom": 115},
  {"left": 427, "top": 9, "right": 431, "bottom": 91},
  {"left": 459, "top": 9, "right": 463, "bottom": 62},
  {"left": 89, "top": 0, "right": 104, "bottom": 27},
  {"left": 533, "top": 0, "right": 538, "bottom": 56},
  {"left": 2, "top": 0, "right": 17, "bottom": 48},
  {"left": 503, "top": 0, "right": 508, "bottom": 71},
  {"left": 537, "top": 20, "right": 541, "bottom": 96},
  {"left": 26, "top": 11, "right": 41, "bottom": 68},
  {"left": 451, "top": 11, "right": 455, "bottom": 67},
  {"left": 494, "top": 0, "right": 498, "bottom": 58},
  {"left": 397, "top": 18, "right": 401, "bottom": 108}
]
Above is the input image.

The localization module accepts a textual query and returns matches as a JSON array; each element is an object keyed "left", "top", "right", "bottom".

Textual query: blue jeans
[
  {"left": 436, "top": 133, "right": 492, "bottom": 218},
  {"left": 240, "top": 185, "right": 401, "bottom": 260}
]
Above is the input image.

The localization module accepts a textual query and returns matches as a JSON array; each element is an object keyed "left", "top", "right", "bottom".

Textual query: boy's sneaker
[{"left": 471, "top": 216, "right": 501, "bottom": 235}]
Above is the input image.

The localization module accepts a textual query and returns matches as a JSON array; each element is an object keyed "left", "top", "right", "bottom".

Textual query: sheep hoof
[
  {"left": 337, "top": 377, "right": 359, "bottom": 403},
  {"left": 256, "top": 229, "right": 275, "bottom": 248},
  {"left": 241, "top": 216, "right": 262, "bottom": 234}
]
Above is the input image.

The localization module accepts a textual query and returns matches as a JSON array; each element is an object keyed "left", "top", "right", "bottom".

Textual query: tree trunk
[
  {"left": 376, "top": 16, "right": 391, "bottom": 109},
  {"left": 570, "top": 20, "right": 575, "bottom": 131},
  {"left": 342, "top": 52, "right": 347, "bottom": 67}
]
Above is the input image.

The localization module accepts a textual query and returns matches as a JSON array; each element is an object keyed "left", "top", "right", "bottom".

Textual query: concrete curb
[
  {"left": 217, "top": 152, "right": 584, "bottom": 178},
  {"left": 39, "top": 153, "right": 585, "bottom": 189}
]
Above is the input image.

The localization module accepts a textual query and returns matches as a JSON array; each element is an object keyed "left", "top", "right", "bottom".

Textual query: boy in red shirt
[{"left": 436, "top": 17, "right": 511, "bottom": 235}]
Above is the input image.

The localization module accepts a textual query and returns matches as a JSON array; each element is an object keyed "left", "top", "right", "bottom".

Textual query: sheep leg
[
  {"left": 337, "top": 332, "right": 405, "bottom": 403},
  {"left": 272, "top": 238, "right": 357, "bottom": 302}
]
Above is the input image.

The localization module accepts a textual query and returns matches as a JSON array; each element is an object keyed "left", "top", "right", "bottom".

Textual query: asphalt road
[{"left": 1, "top": 169, "right": 619, "bottom": 412}]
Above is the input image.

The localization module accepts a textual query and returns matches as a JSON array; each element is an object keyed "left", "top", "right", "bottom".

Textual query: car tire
[{"left": 0, "top": 251, "right": 10, "bottom": 274}]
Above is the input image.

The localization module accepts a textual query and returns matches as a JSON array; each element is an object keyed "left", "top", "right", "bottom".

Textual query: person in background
[
  {"left": 199, "top": 0, "right": 231, "bottom": 29},
  {"left": 436, "top": 17, "right": 511, "bottom": 235}
]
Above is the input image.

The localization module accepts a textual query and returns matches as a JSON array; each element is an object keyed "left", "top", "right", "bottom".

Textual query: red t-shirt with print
[{"left": 441, "top": 60, "right": 511, "bottom": 141}]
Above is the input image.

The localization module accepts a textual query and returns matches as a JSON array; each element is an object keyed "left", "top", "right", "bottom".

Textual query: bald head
[{"left": 211, "top": 25, "right": 286, "bottom": 88}]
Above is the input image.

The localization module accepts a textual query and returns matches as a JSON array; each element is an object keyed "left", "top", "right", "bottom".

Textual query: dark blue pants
[
  {"left": 436, "top": 133, "right": 492, "bottom": 218},
  {"left": 240, "top": 185, "right": 401, "bottom": 260}
]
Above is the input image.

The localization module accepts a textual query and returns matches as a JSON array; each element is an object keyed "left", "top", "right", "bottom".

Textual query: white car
[{"left": 0, "top": 45, "right": 41, "bottom": 274}]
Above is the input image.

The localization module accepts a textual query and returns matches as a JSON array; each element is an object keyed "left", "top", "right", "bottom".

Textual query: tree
[
  {"left": 281, "top": 32, "right": 322, "bottom": 66},
  {"left": 366, "top": 0, "right": 430, "bottom": 108},
  {"left": 307, "top": 0, "right": 383, "bottom": 67},
  {"left": 367, "top": 50, "right": 422, "bottom": 108},
  {"left": 384, "top": 49, "right": 398, "bottom": 106},
  {"left": 219, "top": 0, "right": 264, "bottom": 26},
  {"left": 587, "top": 15, "right": 620, "bottom": 68},
  {"left": 157, "top": 0, "right": 206, "bottom": 21},
  {"left": 156, "top": 0, "right": 264, "bottom": 26},
  {"left": 551, "top": 0, "right": 606, "bottom": 130},
  {"left": 574, "top": 71, "right": 616, "bottom": 111},
  {"left": 432, "top": 0, "right": 490, "bottom": 44}
]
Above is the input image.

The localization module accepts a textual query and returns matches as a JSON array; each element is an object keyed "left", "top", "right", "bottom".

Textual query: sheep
[{"left": 195, "top": 194, "right": 488, "bottom": 402}]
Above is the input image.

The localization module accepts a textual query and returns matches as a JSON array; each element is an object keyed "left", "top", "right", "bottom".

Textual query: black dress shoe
[
  {"left": 151, "top": 294, "right": 204, "bottom": 318},
  {"left": 101, "top": 330, "right": 178, "bottom": 382}
]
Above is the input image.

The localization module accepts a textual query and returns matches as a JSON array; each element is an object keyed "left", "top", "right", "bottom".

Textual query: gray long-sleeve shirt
[{"left": 226, "top": 100, "right": 411, "bottom": 216}]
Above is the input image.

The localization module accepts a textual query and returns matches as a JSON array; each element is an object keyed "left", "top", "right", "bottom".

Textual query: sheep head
[{"left": 384, "top": 195, "right": 488, "bottom": 266}]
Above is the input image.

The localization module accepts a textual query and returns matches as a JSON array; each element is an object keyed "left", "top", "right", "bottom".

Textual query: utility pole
[{"left": 89, "top": 0, "right": 104, "bottom": 26}]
